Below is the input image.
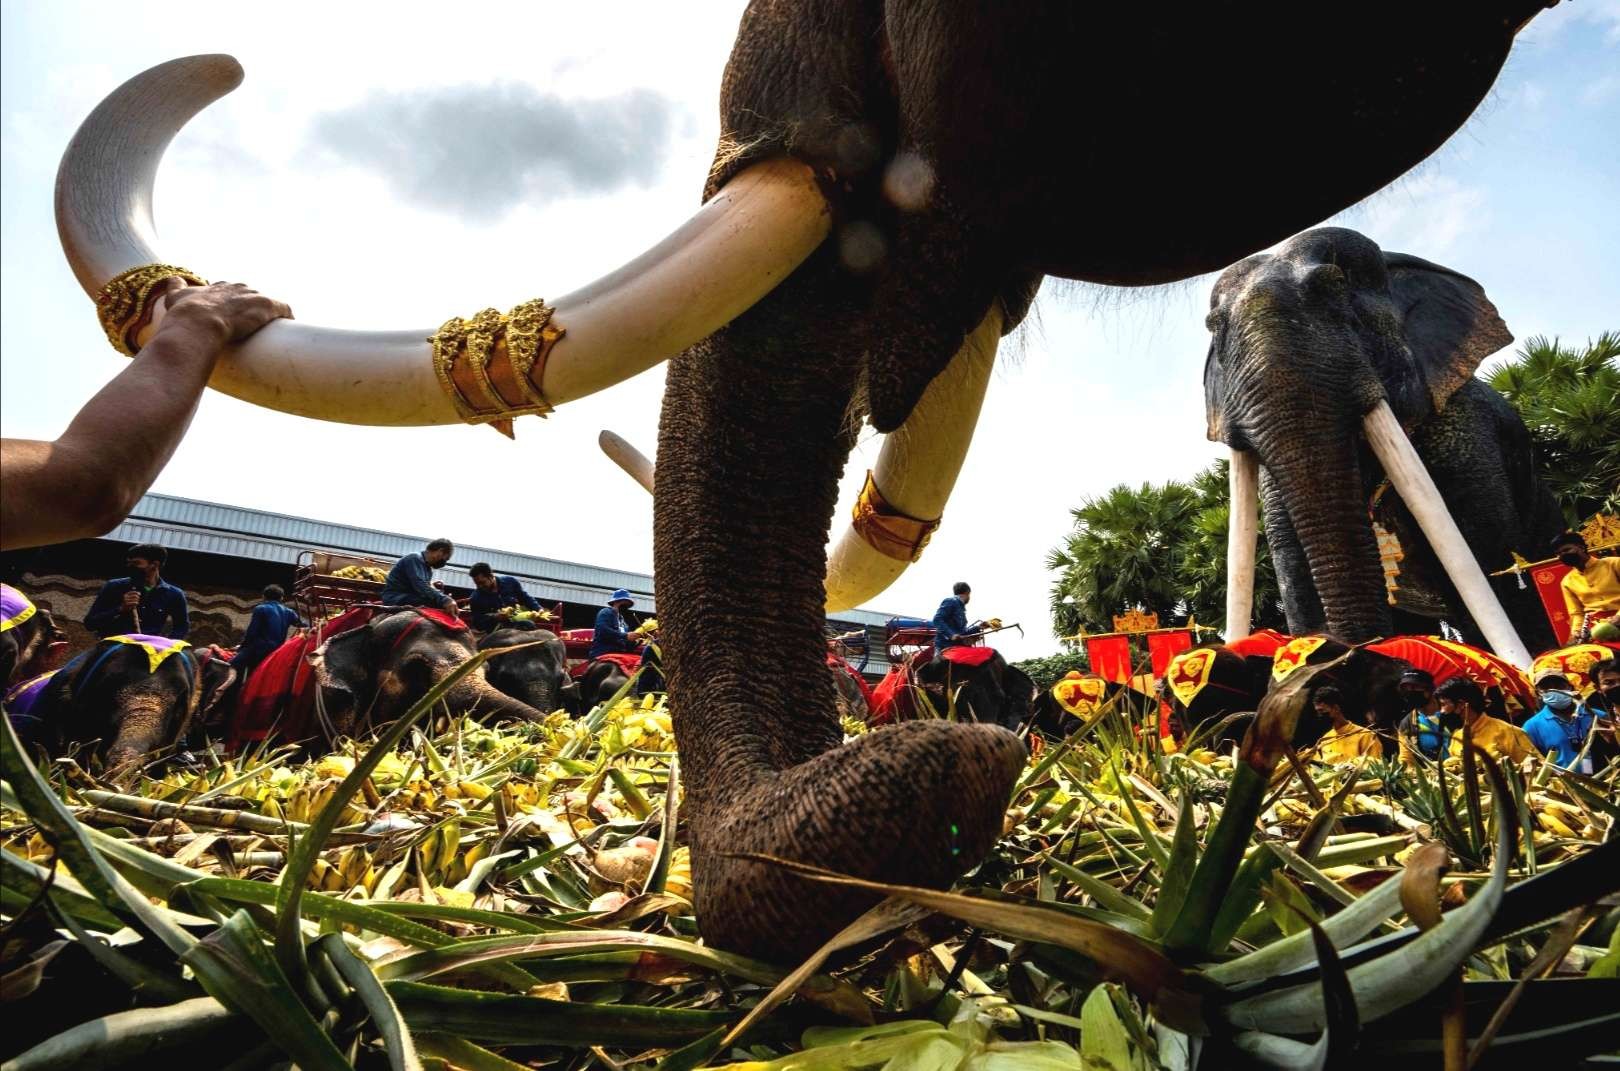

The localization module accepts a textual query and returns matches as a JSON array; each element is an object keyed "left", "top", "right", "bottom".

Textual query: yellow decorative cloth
[
  {"left": 1313, "top": 722, "right": 1382, "bottom": 765},
  {"left": 107, "top": 635, "right": 192, "bottom": 675},
  {"left": 1165, "top": 648, "right": 1217, "bottom": 707},
  {"left": 1561, "top": 556, "right": 1620, "bottom": 617},
  {"left": 1272, "top": 636, "right": 1328, "bottom": 682},
  {"left": 1450, "top": 715, "right": 1534, "bottom": 765},
  {"left": 1052, "top": 672, "right": 1109, "bottom": 716}
]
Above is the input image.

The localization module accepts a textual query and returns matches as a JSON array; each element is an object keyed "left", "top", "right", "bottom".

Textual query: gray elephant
[
  {"left": 7, "top": 637, "right": 236, "bottom": 781},
  {"left": 60, "top": 4, "right": 1560, "bottom": 962},
  {"left": 479, "top": 627, "right": 572, "bottom": 715},
  {"left": 1203, "top": 228, "right": 1564, "bottom": 650},
  {"left": 313, "top": 610, "right": 545, "bottom": 739},
  {"left": 1, "top": 584, "right": 66, "bottom": 688}
]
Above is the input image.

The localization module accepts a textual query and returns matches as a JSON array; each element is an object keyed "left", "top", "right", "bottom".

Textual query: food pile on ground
[{"left": 2, "top": 670, "right": 1613, "bottom": 1070}]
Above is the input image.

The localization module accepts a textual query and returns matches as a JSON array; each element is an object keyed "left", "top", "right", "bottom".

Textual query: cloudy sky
[{"left": 3, "top": 3, "right": 1617, "bottom": 659}]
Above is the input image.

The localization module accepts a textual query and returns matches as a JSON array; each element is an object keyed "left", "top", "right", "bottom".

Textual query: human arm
[
  {"left": 508, "top": 579, "right": 539, "bottom": 612},
  {"left": 1, "top": 283, "right": 291, "bottom": 552},
  {"left": 84, "top": 581, "right": 130, "bottom": 635}
]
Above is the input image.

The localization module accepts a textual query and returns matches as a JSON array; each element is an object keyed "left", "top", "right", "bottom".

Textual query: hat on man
[
  {"left": 1534, "top": 670, "right": 1575, "bottom": 692},
  {"left": 608, "top": 589, "right": 635, "bottom": 607}
]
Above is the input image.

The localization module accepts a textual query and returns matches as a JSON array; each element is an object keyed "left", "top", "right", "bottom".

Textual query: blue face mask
[{"left": 1541, "top": 691, "right": 1577, "bottom": 715}]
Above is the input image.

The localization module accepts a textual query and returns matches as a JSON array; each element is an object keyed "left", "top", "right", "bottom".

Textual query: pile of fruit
[
  {"left": 2, "top": 666, "right": 1613, "bottom": 1070},
  {"left": 330, "top": 564, "right": 387, "bottom": 583}
]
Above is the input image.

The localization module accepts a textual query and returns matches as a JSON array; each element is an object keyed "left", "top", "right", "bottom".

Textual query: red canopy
[{"left": 1364, "top": 635, "right": 1534, "bottom": 710}]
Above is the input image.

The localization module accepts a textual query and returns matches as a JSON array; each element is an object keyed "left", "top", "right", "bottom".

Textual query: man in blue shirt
[
  {"left": 467, "top": 562, "right": 540, "bottom": 632},
  {"left": 1523, "top": 671, "right": 1596, "bottom": 772},
  {"left": 383, "top": 539, "right": 458, "bottom": 614},
  {"left": 232, "top": 584, "right": 305, "bottom": 682},
  {"left": 85, "top": 543, "right": 190, "bottom": 639},
  {"left": 591, "top": 589, "right": 641, "bottom": 658},
  {"left": 932, "top": 581, "right": 982, "bottom": 654}
]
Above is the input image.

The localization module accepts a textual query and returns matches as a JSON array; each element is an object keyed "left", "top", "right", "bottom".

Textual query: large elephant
[
  {"left": 9, "top": 637, "right": 235, "bottom": 781},
  {"left": 1204, "top": 227, "right": 1564, "bottom": 651},
  {"left": 479, "top": 627, "right": 571, "bottom": 715},
  {"left": 57, "top": 6, "right": 1557, "bottom": 959},
  {"left": 313, "top": 611, "right": 545, "bottom": 738},
  {"left": 912, "top": 651, "right": 1036, "bottom": 733}
]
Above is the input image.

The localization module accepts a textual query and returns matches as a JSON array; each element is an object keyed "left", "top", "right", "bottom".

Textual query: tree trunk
[{"left": 655, "top": 254, "right": 1025, "bottom": 961}]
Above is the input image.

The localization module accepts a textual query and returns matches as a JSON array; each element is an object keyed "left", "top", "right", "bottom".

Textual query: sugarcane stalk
[{"left": 78, "top": 788, "right": 311, "bottom": 836}]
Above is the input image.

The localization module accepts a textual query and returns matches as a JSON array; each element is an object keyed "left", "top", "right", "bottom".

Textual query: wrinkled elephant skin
[
  {"left": 1203, "top": 227, "right": 1564, "bottom": 647},
  {"left": 479, "top": 627, "right": 569, "bottom": 715}
]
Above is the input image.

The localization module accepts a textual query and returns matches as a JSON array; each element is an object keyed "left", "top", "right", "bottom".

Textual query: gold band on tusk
[
  {"left": 95, "top": 263, "right": 208, "bottom": 355},
  {"left": 850, "top": 470, "right": 941, "bottom": 562},
  {"left": 429, "top": 299, "right": 565, "bottom": 437}
]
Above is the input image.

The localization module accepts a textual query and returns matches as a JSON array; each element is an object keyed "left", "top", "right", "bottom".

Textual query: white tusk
[
  {"left": 599, "top": 430, "right": 655, "bottom": 493},
  {"left": 1225, "top": 447, "right": 1260, "bottom": 641},
  {"left": 56, "top": 55, "right": 830, "bottom": 428},
  {"left": 1362, "top": 401, "right": 1531, "bottom": 668},
  {"left": 823, "top": 305, "right": 1003, "bottom": 613}
]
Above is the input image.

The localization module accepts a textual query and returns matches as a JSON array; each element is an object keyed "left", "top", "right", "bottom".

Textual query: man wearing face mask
[
  {"left": 1395, "top": 668, "right": 1449, "bottom": 766},
  {"left": 1553, "top": 532, "right": 1620, "bottom": 643},
  {"left": 1522, "top": 671, "right": 1596, "bottom": 772}
]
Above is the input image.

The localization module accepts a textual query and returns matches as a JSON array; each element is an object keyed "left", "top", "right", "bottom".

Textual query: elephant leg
[
  {"left": 656, "top": 250, "right": 1024, "bottom": 962},
  {"left": 1259, "top": 467, "right": 1326, "bottom": 634}
]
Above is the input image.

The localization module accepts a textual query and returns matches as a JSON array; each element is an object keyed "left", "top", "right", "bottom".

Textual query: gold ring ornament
[
  {"left": 95, "top": 263, "right": 207, "bottom": 355},
  {"left": 429, "top": 300, "right": 565, "bottom": 438}
]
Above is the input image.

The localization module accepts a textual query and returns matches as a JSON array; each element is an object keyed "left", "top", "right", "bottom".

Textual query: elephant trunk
[
  {"left": 1250, "top": 408, "right": 1392, "bottom": 644},
  {"left": 656, "top": 257, "right": 1024, "bottom": 962},
  {"left": 445, "top": 674, "right": 546, "bottom": 724}
]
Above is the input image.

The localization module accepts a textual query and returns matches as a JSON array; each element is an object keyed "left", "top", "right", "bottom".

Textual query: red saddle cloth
[
  {"left": 827, "top": 653, "right": 876, "bottom": 712},
  {"left": 570, "top": 651, "right": 643, "bottom": 680},
  {"left": 228, "top": 604, "right": 438, "bottom": 749},
  {"left": 1226, "top": 629, "right": 1292, "bottom": 659},
  {"left": 939, "top": 644, "right": 997, "bottom": 668},
  {"left": 868, "top": 665, "right": 913, "bottom": 726}
]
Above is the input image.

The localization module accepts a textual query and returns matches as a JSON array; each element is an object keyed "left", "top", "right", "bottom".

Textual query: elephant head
[
  {"left": 479, "top": 627, "right": 569, "bottom": 715},
  {"left": 55, "top": 7, "right": 1554, "bottom": 959},
  {"left": 34, "top": 639, "right": 236, "bottom": 782},
  {"left": 913, "top": 653, "right": 1035, "bottom": 734},
  {"left": 1, "top": 588, "right": 67, "bottom": 687},
  {"left": 313, "top": 611, "right": 544, "bottom": 738},
  {"left": 1204, "top": 227, "right": 1523, "bottom": 648}
]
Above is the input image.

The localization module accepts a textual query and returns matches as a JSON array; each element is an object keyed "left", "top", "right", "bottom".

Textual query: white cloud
[
  {"left": 1582, "top": 73, "right": 1620, "bottom": 105},
  {"left": 1333, "top": 173, "right": 1490, "bottom": 260}
]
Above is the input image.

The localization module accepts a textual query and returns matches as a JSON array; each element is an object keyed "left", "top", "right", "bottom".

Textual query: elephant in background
[
  {"left": 60, "top": 5, "right": 1559, "bottom": 961},
  {"left": 1, "top": 585, "right": 66, "bottom": 687},
  {"left": 1204, "top": 228, "right": 1564, "bottom": 651},
  {"left": 911, "top": 652, "right": 1036, "bottom": 734},
  {"left": 313, "top": 610, "right": 545, "bottom": 738},
  {"left": 479, "top": 627, "right": 572, "bottom": 715},
  {"left": 11, "top": 638, "right": 236, "bottom": 781}
]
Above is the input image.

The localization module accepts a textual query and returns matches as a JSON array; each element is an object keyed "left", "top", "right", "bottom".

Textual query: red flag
[
  {"left": 1530, "top": 561, "right": 1574, "bottom": 644},
  {"left": 1146, "top": 630, "right": 1193, "bottom": 677},
  {"left": 1086, "top": 635, "right": 1133, "bottom": 684}
]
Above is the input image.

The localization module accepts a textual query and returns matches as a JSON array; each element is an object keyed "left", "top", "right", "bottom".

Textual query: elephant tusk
[
  {"left": 1224, "top": 447, "right": 1260, "bottom": 641},
  {"left": 823, "top": 305, "right": 1003, "bottom": 613},
  {"left": 56, "top": 55, "right": 831, "bottom": 429},
  {"left": 1361, "top": 401, "right": 1532, "bottom": 668},
  {"left": 599, "top": 430, "right": 655, "bottom": 494}
]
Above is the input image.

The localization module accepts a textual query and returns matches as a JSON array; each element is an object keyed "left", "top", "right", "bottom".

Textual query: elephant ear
[
  {"left": 1203, "top": 337, "right": 1231, "bottom": 444},
  {"left": 197, "top": 656, "right": 238, "bottom": 729},
  {"left": 1383, "top": 251, "right": 1512, "bottom": 414}
]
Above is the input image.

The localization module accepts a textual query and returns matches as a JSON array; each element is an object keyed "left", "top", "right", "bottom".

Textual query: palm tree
[
  {"left": 1046, "top": 480, "right": 1200, "bottom": 636},
  {"left": 1488, "top": 332, "right": 1620, "bottom": 525},
  {"left": 1178, "top": 461, "right": 1288, "bottom": 632}
]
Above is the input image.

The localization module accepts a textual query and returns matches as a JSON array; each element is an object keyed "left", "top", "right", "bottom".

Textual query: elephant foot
[{"left": 690, "top": 719, "right": 1025, "bottom": 963}]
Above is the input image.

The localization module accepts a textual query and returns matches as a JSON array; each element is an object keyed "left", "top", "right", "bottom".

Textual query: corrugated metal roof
[{"left": 113, "top": 494, "right": 898, "bottom": 630}]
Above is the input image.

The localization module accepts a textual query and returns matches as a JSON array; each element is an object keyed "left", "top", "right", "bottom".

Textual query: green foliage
[
  {"left": 1013, "top": 649, "right": 1091, "bottom": 691},
  {"left": 1487, "top": 332, "right": 1620, "bottom": 525},
  {"left": 1046, "top": 460, "right": 1284, "bottom": 637}
]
